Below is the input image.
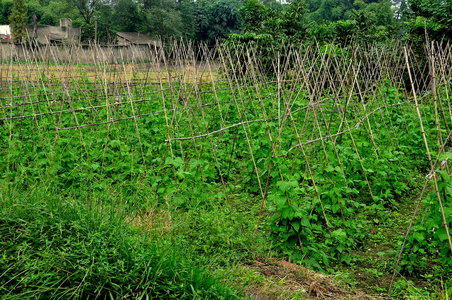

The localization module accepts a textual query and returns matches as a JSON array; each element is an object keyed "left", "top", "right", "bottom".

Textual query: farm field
[{"left": 1, "top": 42, "right": 452, "bottom": 299}]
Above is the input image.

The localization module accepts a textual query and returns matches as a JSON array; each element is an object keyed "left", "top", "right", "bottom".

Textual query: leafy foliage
[
  {"left": 405, "top": 0, "right": 452, "bottom": 42},
  {"left": 400, "top": 166, "right": 452, "bottom": 275},
  {"left": 225, "top": 0, "right": 308, "bottom": 77},
  {"left": 1, "top": 40, "right": 452, "bottom": 296},
  {"left": 194, "top": 0, "right": 243, "bottom": 45},
  {"left": 9, "top": 0, "right": 27, "bottom": 43}
]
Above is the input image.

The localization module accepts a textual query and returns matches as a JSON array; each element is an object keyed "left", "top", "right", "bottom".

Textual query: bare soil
[{"left": 241, "top": 258, "right": 384, "bottom": 299}]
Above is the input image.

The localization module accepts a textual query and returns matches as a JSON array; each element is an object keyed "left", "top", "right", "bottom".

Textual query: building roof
[
  {"left": 25, "top": 25, "right": 80, "bottom": 44},
  {"left": 116, "top": 32, "right": 160, "bottom": 45}
]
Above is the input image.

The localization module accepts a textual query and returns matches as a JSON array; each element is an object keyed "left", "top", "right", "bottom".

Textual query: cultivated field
[{"left": 1, "top": 41, "right": 452, "bottom": 299}]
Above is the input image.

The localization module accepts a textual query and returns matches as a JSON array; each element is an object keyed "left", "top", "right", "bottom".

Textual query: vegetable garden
[{"left": 1, "top": 41, "right": 452, "bottom": 299}]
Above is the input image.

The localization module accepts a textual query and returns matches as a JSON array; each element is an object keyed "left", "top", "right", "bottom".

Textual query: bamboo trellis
[{"left": 1, "top": 41, "right": 451, "bottom": 293}]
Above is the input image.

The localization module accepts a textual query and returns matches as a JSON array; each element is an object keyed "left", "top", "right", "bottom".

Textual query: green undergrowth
[
  {"left": 332, "top": 194, "right": 447, "bottom": 295},
  {"left": 2, "top": 75, "right": 452, "bottom": 298},
  {"left": 0, "top": 187, "right": 242, "bottom": 299}
]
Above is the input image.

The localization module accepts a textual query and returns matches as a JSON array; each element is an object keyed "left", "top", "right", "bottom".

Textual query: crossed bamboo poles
[{"left": 1, "top": 40, "right": 451, "bottom": 295}]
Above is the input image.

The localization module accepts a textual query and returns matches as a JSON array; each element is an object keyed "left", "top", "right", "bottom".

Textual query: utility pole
[
  {"left": 94, "top": 16, "right": 98, "bottom": 44},
  {"left": 32, "top": 14, "right": 37, "bottom": 38}
]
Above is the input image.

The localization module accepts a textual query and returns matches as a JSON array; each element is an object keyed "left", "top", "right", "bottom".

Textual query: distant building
[
  {"left": 276, "top": 0, "right": 291, "bottom": 4},
  {"left": 116, "top": 32, "right": 161, "bottom": 47},
  {"left": 0, "top": 25, "right": 11, "bottom": 42},
  {"left": 0, "top": 19, "right": 80, "bottom": 44},
  {"left": 1, "top": 21, "right": 162, "bottom": 49},
  {"left": 26, "top": 18, "right": 81, "bottom": 44}
]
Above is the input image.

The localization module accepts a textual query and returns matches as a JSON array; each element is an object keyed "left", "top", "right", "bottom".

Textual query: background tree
[
  {"left": 346, "top": 9, "right": 376, "bottom": 42},
  {"left": 111, "top": 0, "right": 143, "bottom": 33},
  {"left": 139, "top": 0, "right": 183, "bottom": 38},
  {"left": 0, "top": 0, "right": 14, "bottom": 24},
  {"left": 9, "top": 0, "right": 27, "bottom": 43},
  {"left": 39, "top": 0, "right": 80, "bottom": 26},
  {"left": 68, "top": 0, "right": 98, "bottom": 25},
  {"left": 177, "top": 0, "right": 196, "bottom": 40},
  {"left": 407, "top": 0, "right": 452, "bottom": 41},
  {"left": 364, "top": 0, "right": 393, "bottom": 26},
  {"left": 306, "top": 0, "right": 394, "bottom": 26},
  {"left": 227, "top": 0, "right": 308, "bottom": 77},
  {"left": 1, "top": 0, "right": 410, "bottom": 45},
  {"left": 393, "top": 0, "right": 408, "bottom": 21},
  {"left": 26, "top": 0, "right": 42, "bottom": 23},
  {"left": 79, "top": 4, "right": 116, "bottom": 43},
  {"left": 307, "top": 0, "right": 351, "bottom": 23},
  {"left": 261, "top": 0, "right": 283, "bottom": 12},
  {"left": 240, "top": 0, "right": 272, "bottom": 34},
  {"left": 195, "top": 0, "right": 242, "bottom": 45},
  {"left": 282, "top": 0, "right": 307, "bottom": 38}
]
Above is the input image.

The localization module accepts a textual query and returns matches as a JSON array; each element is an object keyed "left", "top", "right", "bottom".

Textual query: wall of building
[
  {"left": 0, "top": 43, "right": 162, "bottom": 63},
  {"left": 26, "top": 25, "right": 81, "bottom": 44},
  {"left": 0, "top": 25, "right": 10, "bottom": 35}
]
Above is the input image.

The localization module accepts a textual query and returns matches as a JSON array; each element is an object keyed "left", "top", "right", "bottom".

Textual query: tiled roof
[{"left": 116, "top": 32, "right": 158, "bottom": 45}]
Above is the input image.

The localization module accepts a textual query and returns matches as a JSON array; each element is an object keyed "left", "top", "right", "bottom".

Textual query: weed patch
[{"left": 0, "top": 190, "right": 240, "bottom": 299}]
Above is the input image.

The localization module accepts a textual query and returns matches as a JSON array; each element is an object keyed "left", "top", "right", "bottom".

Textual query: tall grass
[{"left": 0, "top": 187, "right": 241, "bottom": 299}]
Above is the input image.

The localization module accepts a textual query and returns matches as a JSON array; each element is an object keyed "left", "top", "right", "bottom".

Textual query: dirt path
[{"left": 241, "top": 258, "right": 380, "bottom": 299}]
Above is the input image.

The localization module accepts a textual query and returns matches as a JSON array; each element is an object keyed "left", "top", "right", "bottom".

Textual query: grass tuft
[{"left": 0, "top": 189, "right": 240, "bottom": 299}]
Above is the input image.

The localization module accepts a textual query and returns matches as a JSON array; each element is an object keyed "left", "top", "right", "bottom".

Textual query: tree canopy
[
  {"left": 407, "top": 0, "right": 452, "bottom": 41},
  {"left": 9, "top": 0, "right": 27, "bottom": 43},
  {"left": 0, "top": 0, "right": 451, "bottom": 45}
]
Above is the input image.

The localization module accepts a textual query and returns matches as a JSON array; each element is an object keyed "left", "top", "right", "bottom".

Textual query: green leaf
[
  {"left": 165, "top": 157, "right": 184, "bottom": 169},
  {"left": 332, "top": 204, "right": 340, "bottom": 214},
  {"left": 110, "top": 140, "right": 121, "bottom": 147},
  {"left": 341, "top": 255, "right": 351, "bottom": 264},
  {"left": 325, "top": 165, "right": 334, "bottom": 173},
  {"left": 413, "top": 232, "right": 425, "bottom": 243},
  {"left": 280, "top": 207, "right": 293, "bottom": 220},
  {"left": 277, "top": 180, "right": 297, "bottom": 192},
  {"left": 445, "top": 208, "right": 452, "bottom": 223},
  {"left": 300, "top": 217, "right": 310, "bottom": 228},
  {"left": 437, "top": 170, "right": 450, "bottom": 182},
  {"left": 291, "top": 221, "right": 300, "bottom": 232},
  {"left": 37, "top": 158, "right": 48, "bottom": 165},
  {"left": 332, "top": 229, "right": 347, "bottom": 243},
  {"left": 436, "top": 227, "right": 450, "bottom": 242}
]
